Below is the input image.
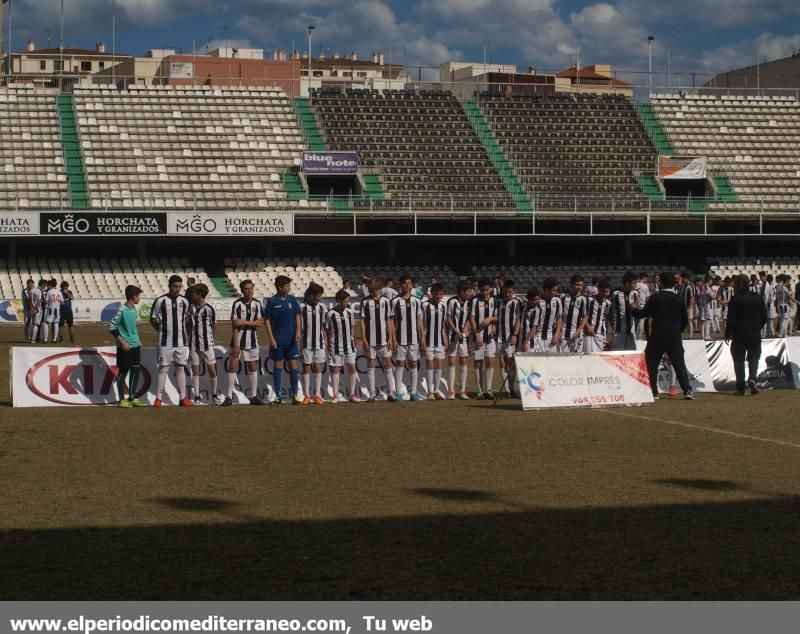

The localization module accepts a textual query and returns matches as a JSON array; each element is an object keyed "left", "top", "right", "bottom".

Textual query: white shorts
[
  {"left": 542, "top": 339, "right": 560, "bottom": 353},
  {"left": 687, "top": 306, "right": 696, "bottom": 320},
  {"left": 158, "top": 345, "right": 190, "bottom": 367},
  {"left": 560, "top": 335, "right": 584, "bottom": 354},
  {"left": 425, "top": 345, "right": 446, "bottom": 361},
  {"left": 447, "top": 340, "right": 469, "bottom": 358},
  {"left": 395, "top": 344, "right": 420, "bottom": 362},
  {"left": 330, "top": 351, "right": 357, "bottom": 367},
  {"left": 768, "top": 305, "right": 778, "bottom": 319},
  {"left": 302, "top": 348, "right": 327, "bottom": 365},
  {"left": 190, "top": 348, "right": 217, "bottom": 366},
  {"left": 45, "top": 311, "right": 60, "bottom": 324},
  {"left": 367, "top": 344, "right": 392, "bottom": 360},
  {"left": 238, "top": 347, "right": 260, "bottom": 363},
  {"left": 498, "top": 341, "right": 517, "bottom": 359},
  {"left": 472, "top": 339, "right": 497, "bottom": 361},
  {"left": 583, "top": 334, "right": 607, "bottom": 354},
  {"left": 29, "top": 312, "right": 43, "bottom": 327}
]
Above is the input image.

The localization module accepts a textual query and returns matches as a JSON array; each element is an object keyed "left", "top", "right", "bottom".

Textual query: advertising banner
[
  {"left": 515, "top": 351, "right": 655, "bottom": 410},
  {"left": 706, "top": 338, "right": 798, "bottom": 390},
  {"left": 0, "top": 212, "right": 39, "bottom": 235},
  {"left": 167, "top": 212, "right": 294, "bottom": 236},
  {"left": 40, "top": 212, "right": 167, "bottom": 236},
  {"left": 11, "top": 346, "right": 448, "bottom": 407},
  {"left": 657, "top": 156, "right": 708, "bottom": 180},
  {"left": 170, "top": 62, "right": 194, "bottom": 79},
  {"left": 302, "top": 151, "right": 359, "bottom": 175},
  {"left": 635, "top": 339, "right": 717, "bottom": 393}
]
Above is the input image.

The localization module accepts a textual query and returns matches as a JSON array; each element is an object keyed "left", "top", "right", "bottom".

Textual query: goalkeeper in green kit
[{"left": 109, "top": 285, "right": 147, "bottom": 408}]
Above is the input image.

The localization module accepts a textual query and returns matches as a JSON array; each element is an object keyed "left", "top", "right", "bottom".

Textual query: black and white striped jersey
[
  {"left": 45, "top": 289, "right": 62, "bottom": 320},
  {"left": 682, "top": 283, "right": 695, "bottom": 308},
  {"left": 326, "top": 307, "right": 356, "bottom": 356},
  {"left": 561, "top": 293, "right": 588, "bottom": 340},
  {"left": 422, "top": 300, "right": 447, "bottom": 348},
  {"left": 497, "top": 297, "right": 523, "bottom": 343},
  {"left": 230, "top": 298, "right": 262, "bottom": 350},
  {"left": 151, "top": 293, "right": 190, "bottom": 347},
  {"left": 540, "top": 296, "right": 563, "bottom": 342},
  {"left": 189, "top": 303, "right": 216, "bottom": 352},
  {"left": 718, "top": 286, "right": 733, "bottom": 304},
  {"left": 468, "top": 296, "right": 497, "bottom": 341},
  {"left": 521, "top": 303, "right": 543, "bottom": 343},
  {"left": 611, "top": 290, "right": 635, "bottom": 335},
  {"left": 587, "top": 297, "right": 612, "bottom": 336},
  {"left": 391, "top": 295, "right": 423, "bottom": 346},
  {"left": 361, "top": 296, "right": 392, "bottom": 347},
  {"left": 300, "top": 302, "right": 327, "bottom": 350},
  {"left": 28, "top": 288, "right": 43, "bottom": 313},
  {"left": 446, "top": 296, "right": 470, "bottom": 343}
]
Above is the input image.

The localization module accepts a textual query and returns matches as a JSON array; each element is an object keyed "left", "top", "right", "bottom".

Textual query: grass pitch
[{"left": 2, "top": 324, "right": 800, "bottom": 600}]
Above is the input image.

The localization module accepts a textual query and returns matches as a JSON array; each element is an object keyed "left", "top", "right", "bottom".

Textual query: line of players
[
  {"left": 21, "top": 278, "right": 76, "bottom": 344},
  {"left": 126, "top": 271, "right": 644, "bottom": 406}
]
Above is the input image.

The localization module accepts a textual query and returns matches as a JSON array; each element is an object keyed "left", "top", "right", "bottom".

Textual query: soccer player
[
  {"left": 763, "top": 273, "right": 777, "bottom": 337},
  {"left": 381, "top": 278, "right": 398, "bottom": 301},
  {"left": 445, "top": 281, "right": 471, "bottom": 400},
  {"left": 22, "top": 279, "right": 35, "bottom": 343},
  {"left": 41, "top": 279, "right": 62, "bottom": 344},
  {"left": 775, "top": 275, "right": 798, "bottom": 337},
  {"left": 361, "top": 278, "right": 397, "bottom": 401},
  {"left": 709, "top": 276, "right": 722, "bottom": 335},
  {"left": 718, "top": 276, "right": 733, "bottom": 333},
  {"left": 584, "top": 280, "right": 612, "bottom": 353},
  {"left": 468, "top": 279, "right": 498, "bottom": 399},
  {"left": 695, "top": 278, "right": 711, "bottom": 340},
  {"left": 59, "top": 281, "right": 75, "bottom": 343},
  {"left": 611, "top": 271, "right": 637, "bottom": 351},
  {"left": 150, "top": 275, "right": 192, "bottom": 408},
  {"left": 188, "top": 283, "right": 220, "bottom": 406},
  {"left": 264, "top": 275, "right": 303, "bottom": 404},
  {"left": 497, "top": 280, "right": 522, "bottom": 398},
  {"left": 326, "top": 289, "right": 359, "bottom": 403},
  {"left": 422, "top": 282, "right": 447, "bottom": 400},
  {"left": 680, "top": 272, "right": 696, "bottom": 338},
  {"left": 390, "top": 275, "right": 426, "bottom": 401},
  {"left": 539, "top": 278, "right": 563, "bottom": 353},
  {"left": 110, "top": 285, "right": 146, "bottom": 408},
  {"left": 300, "top": 282, "right": 328, "bottom": 405},
  {"left": 585, "top": 277, "right": 599, "bottom": 299},
  {"left": 635, "top": 272, "right": 651, "bottom": 339},
  {"left": 521, "top": 288, "right": 543, "bottom": 353},
  {"left": 36, "top": 279, "right": 48, "bottom": 342},
  {"left": 561, "top": 274, "right": 588, "bottom": 353},
  {"left": 224, "top": 279, "right": 265, "bottom": 406}
]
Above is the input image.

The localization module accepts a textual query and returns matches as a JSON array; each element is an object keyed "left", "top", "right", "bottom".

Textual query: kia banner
[
  {"left": 40, "top": 212, "right": 167, "bottom": 236},
  {"left": 302, "top": 151, "right": 360, "bottom": 175},
  {"left": 11, "top": 346, "right": 449, "bottom": 407},
  {"left": 516, "top": 351, "right": 655, "bottom": 410},
  {"left": 167, "top": 212, "right": 294, "bottom": 236}
]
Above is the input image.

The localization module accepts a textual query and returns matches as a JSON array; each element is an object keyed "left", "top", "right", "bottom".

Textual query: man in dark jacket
[
  {"left": 631, "top": 272, "right": 694, "bottom": 400},
  {"left": 726, "top": 274, "right": 768, "bottom": 395}
]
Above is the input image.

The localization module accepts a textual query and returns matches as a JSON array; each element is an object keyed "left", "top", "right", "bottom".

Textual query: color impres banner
[
  {"left": 11, "top": 346, "right": 448, "bottom": 407},
  {"left": 515, "top": 351, "right": 655, "bottom": 411},
  {"left": 302, "top": 151, "right": 359, "bottom": 175},
  {"left": 657, "top": 156, "right": 708, "bottom": 180},
  {"left": 167, "top": 212, "right": 293, "bottom": 236},
  {"left": 40, "top": 212, "right": 167, "bottom": 236},
  {"left": 706, "top": 338, "right": 800, "bottom": 391},
  {"left": 635, "top": 339, "right": 717, "bottom": 393}
]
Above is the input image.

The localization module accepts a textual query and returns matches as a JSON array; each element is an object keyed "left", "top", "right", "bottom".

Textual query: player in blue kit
[{"left": 264, "top": 275, "right": 303, "bottom": 404}]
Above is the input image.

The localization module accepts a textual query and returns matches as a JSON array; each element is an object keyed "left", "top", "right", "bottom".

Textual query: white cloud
[{"left": 700, "top": 32, "right": 800, "bottom": 71}]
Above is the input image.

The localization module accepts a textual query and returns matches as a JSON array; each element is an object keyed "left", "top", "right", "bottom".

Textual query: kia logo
[{"left": 24, "top": 350, "right": 151, "bottom": 406}]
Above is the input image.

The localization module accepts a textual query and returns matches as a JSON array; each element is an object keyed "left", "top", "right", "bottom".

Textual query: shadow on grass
[
  {"left": 652, "top": 479, "right": 746, "bottom": 492},
  {"left": 3, "top": 495, "right": 800, "bottom": 600}
]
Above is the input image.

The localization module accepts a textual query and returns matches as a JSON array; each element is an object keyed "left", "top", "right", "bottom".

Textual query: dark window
[
  {"left": 39, "top": 60, "right": 47, "bottom": 71},
  {"left": 81, "top": 61, "right": 92, "bottom": 72},
  {"left": 54, "top": 60, "right": 62, "bottom": 72},
  {"left": 99, "top": 61, "right": 105, "bottom": 69}
]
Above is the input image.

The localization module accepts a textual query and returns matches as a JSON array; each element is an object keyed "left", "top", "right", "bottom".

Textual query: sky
[{"left": 4, "top": 0, "right": 800, "bottom": 84}]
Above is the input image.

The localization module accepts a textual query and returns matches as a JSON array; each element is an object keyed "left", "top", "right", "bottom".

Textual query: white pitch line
[{"left": 600, "top": 408, "right": 800, "bottom": 450}]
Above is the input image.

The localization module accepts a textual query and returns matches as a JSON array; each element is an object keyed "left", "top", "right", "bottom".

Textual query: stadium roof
[
  {"left": 557, "top": 65, "right": 631, "bottom": 86},
  {"left": 18, "top": 47, "right": 131, "bottom": 57}
]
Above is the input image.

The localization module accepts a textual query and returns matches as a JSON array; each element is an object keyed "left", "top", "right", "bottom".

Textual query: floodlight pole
[
  {"left": 648, "top": 35, "right": 655, "bottom": 92},
  {"left": 307, "top": 24, "right": 314, "bottom": 95},
  {"left": 111, "top": 0, "right": 116, "bottom": 84}
]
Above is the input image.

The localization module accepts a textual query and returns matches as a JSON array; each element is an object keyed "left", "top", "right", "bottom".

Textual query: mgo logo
[
  {"left": 175, "top": 214, "right": 217, "bottom": 233},
  {"left": 24, "top": 350, "right": 151, "bottom": 406}
]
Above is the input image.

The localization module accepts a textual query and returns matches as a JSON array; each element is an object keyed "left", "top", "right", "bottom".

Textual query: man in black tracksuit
[
  {"left": 726, "top": 274, "right": 768, "bottom": 395},
  {"left": 631, "top": 272, "right": 694, "bottom": 400}
]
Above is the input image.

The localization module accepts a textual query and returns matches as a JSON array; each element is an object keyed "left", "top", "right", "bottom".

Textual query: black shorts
[
  {"left": 59, "top": 312, "right": 74, "bottom": 327},
  {"left": 117, "top": 346, "right": 141, "bottom": 371}
]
